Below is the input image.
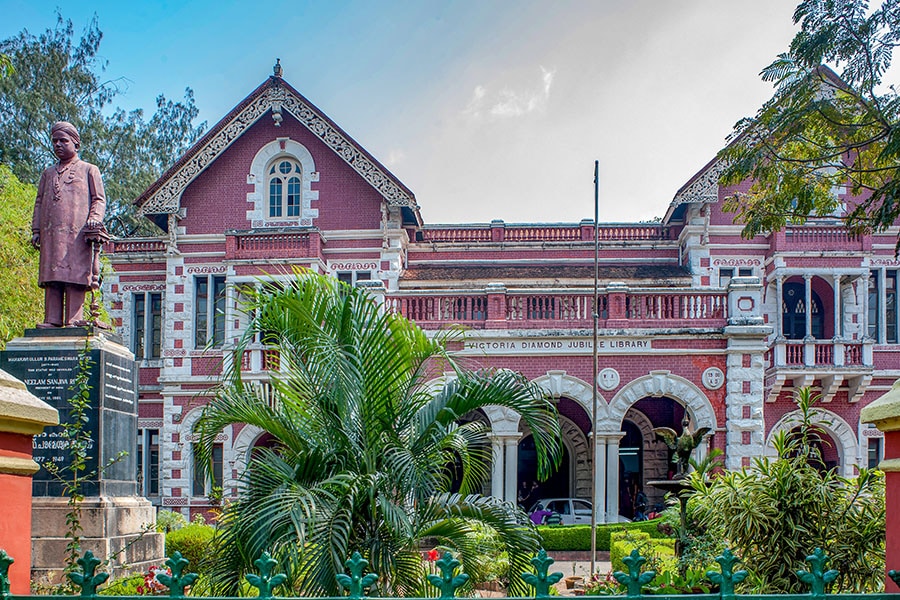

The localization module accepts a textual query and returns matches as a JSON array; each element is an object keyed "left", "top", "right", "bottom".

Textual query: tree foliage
[
  {"left": 0, "top": 165, "right": 41, "bottom": 347},
  {"left": 193, "top": 272, "right": 562, "bottom": 597},
  {"left": 0, "top": 14, "right": 206, "bottom": 233},
  {"left": 688, "top": 388, "right": 885, "bottom": 593},
  {"left": 720, "top": 0, "right": 900, "bottom": 244}
]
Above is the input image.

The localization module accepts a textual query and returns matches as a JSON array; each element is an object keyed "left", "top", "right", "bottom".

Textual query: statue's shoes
[{"left": 36, "top": 322, "right": 61, "bottom": 329}]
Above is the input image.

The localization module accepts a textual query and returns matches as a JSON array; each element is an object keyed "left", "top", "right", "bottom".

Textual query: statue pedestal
[{"left": 0, "top": 328, "right": 164, "bottom": 582}]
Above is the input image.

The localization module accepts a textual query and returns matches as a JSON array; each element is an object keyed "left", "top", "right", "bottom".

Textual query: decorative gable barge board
[{"left": 135, "top": 76, "right": 419, "bottom": 223}]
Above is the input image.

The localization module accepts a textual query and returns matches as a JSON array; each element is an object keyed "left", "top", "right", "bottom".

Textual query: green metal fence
[{"left": 1, "top": 547, "right": 898, "bottom": 599}]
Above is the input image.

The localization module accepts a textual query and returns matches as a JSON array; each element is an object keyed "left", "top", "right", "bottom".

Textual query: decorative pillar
[
  {"left": 605, "top": 433, "right": 625, "bottom": 522},
  {"left": 804, "top": 274, "right": 813, "bottom": 339},
  {"left": 0, "top": 369, "right": 58, "bottom": 595},
  {"left": 775, "top": 275, "right": 784, "bottom": 339},
  {"left": 591, "top": 433, "right": 608, "bottom": 524},
  {"left": 489, "top": 434, "right": 504, "bottom": 500},
  {"left": 832, "top": 274, "right": 842, "bottom": 339},
  {"left": 503, "top": 434, "right": 521, "bottom": 505},
  {"left": 860, "top": 380, "right": 900, "bottom": 592}
]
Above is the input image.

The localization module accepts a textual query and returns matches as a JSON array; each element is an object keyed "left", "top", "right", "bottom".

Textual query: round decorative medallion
[
  {"left": 597, "top": 368, "right": 620, "bottom": 391},
  {"left": 702, "top": 367, "right": 725, "bottom": 390}
]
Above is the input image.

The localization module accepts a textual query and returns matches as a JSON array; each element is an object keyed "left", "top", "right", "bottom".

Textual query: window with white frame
[
  {"left": 718, "top": 267, "right": 753, "bottom": 288},
  {"left": 870, "top": 269, "right": 900, "bottom": 343},
  {"left": 195, "top": 275, "right": 226, "bottom": 348},
  {"left": 133, "top": 292, "right": 162, "bottom": 359},
  {"left": 335, "top": 271, "right": 373, "bottom": 286},
  {"left": 136, "top": 428, "right": 160, "bottom": 496},
  {"left": 268, "top": 158, "right": 302, "bottom": 218},
  {"left": 192, "top": 442, "right": 223, "bottom": 497}
]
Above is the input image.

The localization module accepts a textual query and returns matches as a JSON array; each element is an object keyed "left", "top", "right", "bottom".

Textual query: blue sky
[{"left": 3, "top": 1, "right": 804, "bottom": 224}]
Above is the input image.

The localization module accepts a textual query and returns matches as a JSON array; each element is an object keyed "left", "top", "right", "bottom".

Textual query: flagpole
[{"left": 590, "top": 160, "right": 600, "bottom": 574}]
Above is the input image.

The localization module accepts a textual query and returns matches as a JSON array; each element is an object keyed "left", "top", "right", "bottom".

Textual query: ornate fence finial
[
  {"left": 708, "top": 548, "right": 747, "bottom": 599},
  {"left": 796, "top": 548, "right": 838, "bottom": 597},
  {"left": 67, "top": 550, "right": 110, "bottom": 597},
  {"left": 613, "top": 549, "right": 656, "bottom": 599},
  {"left": 522, "top": 549, "right": 563, "bottom": 599},
  {"left": 156, "top": 551, "right": 199, "bottom": 598},
  {"left": 336, "top": 552, "right": 378, "bottom": 598},
  {"left": 0, "top": 550, "right": 13, "bottom": 598},
  {"left": 426, "top": 551, "right": 469, "bottom": 599},
  {"left": 245, "top": 552, "right": 288, "bottom": 599}
]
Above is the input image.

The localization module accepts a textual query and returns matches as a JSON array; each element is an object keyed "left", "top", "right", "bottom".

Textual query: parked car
[{"left": 528, "top": 498, "right": 632, "bottom": 525}]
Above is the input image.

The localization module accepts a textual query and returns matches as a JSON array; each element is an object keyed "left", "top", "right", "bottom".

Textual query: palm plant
[{"left": 193, "top": 272, "right": 561, "bottom": 596}]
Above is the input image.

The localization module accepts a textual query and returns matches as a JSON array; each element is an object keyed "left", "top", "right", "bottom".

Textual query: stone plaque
[
  {"left": 597, "top": 367, "right": 620, "bottom": 391},
  {"left": 0, "top": 329, "right": 137, "bottom": 496},
  {"left": 702, "top": 367, "right": 725, "bottom": 390}
]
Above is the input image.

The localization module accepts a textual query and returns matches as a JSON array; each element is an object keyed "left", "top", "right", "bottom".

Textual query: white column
[
  {"left": 775, "top": 275, "right": 784, "bottom": 339},
  {"left": 605, "top": 435, "right": 622, "bottom": 522},
  {"left": 592, "top": 433, "right": 607, "bottom": 524},
  {"left": 503, "top": 435, "right": 520, "bottom": 505},
  {"left": 832, "top": 274, "right": 842, "bottom": 339},
  {"left": 804, "top": 274, "right": 813, "bottom": 339},
  {"left": 489, "top": 435, "right": 504, "bottom": 500},
  {"left": 878, "top": 270, "right": 887, "bottom": 344}
]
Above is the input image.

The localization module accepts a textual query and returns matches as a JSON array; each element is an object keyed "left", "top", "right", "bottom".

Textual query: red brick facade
[{"left": 106, "top": 72, "right": 891, "bottom": 521}]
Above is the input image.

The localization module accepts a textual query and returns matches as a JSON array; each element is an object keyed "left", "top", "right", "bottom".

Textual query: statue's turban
[{"left": 51, "top": 121, "right": 80, "bottom": 146}]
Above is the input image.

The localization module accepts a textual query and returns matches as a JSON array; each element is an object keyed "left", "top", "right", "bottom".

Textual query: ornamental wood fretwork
[
  {"left": 672, "top": 162, "right": 722, "bottom": 205},
  {"left": 140, "top": 82, "right": 416, "bottom": 217}
]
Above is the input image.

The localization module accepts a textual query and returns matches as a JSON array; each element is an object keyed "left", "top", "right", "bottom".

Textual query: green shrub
[
  {"left": 165, "top": 523, "right": 215, "bottom": 573},
  {"left": 536, "top": 519, "right": 666, "bottom": 551},
  {"left": 98, "top": 574, "right": 144, "bottom": 596},
  {"left": 610, "top": 531, "right": 675, "bottom": 573},
  {"left": 156, "top": 509, "right": 188, "bottom": 533}
]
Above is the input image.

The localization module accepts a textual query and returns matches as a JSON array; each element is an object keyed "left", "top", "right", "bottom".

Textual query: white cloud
[
  {"left": 464, "top": 66, "right": 555, "bottom": 119},
  {"left": 383, "top": 148, "right": 406, "bottom": 167}
]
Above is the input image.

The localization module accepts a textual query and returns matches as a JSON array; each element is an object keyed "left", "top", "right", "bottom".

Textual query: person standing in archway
[{"left": 31, "top": 121, "right": 106, "bottom": 327}]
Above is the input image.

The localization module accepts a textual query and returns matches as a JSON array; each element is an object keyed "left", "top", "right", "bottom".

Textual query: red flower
[{"left": 427, "top": 549, "right": 440, "bottom": 562}]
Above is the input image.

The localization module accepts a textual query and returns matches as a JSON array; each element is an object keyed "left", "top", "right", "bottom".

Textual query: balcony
[
  {"left": 225, "top": 228, "right": 321, "bottom": 260},
  {"left": 385, "top": 288, "right": 727, "bottom": 330},
  {"left": 765, "top": 339, "right": 873, "bottom": 403}
]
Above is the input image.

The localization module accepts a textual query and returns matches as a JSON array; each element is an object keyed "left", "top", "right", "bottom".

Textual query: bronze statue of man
[{"left": 31, "top": 121, "right": 106, "bottom": 328}]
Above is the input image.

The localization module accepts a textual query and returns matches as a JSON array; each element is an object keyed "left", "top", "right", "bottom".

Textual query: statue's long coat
[{"left": 31, "top": 159, "right": 106, "bottom": 287}]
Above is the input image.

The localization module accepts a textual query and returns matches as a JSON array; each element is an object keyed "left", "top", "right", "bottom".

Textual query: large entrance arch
[{"left": 598, "top": 371, "right": 717, "bottom": 521}]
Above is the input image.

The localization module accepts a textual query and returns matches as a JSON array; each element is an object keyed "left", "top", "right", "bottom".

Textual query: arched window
[
  {"left": 782, "top": 282, "right": 824, "bottom": 339},
  {"left": 268, "top": 159, "right": 302, "bottom": 218}
]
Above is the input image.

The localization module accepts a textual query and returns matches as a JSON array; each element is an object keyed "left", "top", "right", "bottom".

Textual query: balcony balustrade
[{"left": 385, "top": 288, "right": 727, "bottom": 330}]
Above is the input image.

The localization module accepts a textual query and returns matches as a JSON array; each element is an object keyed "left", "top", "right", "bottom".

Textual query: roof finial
[{"left": 273, "top": 58, "right": 283, "bottom": 78}]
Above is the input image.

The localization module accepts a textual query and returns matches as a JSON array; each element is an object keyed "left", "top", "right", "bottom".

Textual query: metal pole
[{"left": 590, "top": 160, "right": 600, "bottom": 574}]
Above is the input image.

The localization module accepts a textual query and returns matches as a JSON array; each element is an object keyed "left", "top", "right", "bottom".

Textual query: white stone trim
[
  {"left": 139, "top": 82, "right": 416, "bottom": 216},
  {"left": 607, "top": 370, "right": 717, "bottom": 434},
  {"left": 246, "top": 138, "right": 319, "bottom": 227}
]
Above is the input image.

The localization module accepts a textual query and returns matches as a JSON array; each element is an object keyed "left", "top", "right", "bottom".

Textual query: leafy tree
[
  {"left": 0, "top": 165, "right": 41, "bottom": 347},
  {"left": 0, "top": 14, "right": 206, "bottom": 233},
  {"left": 720, "top": 0, "right": 900, "bottom": 245},
  {"left": 689, "top": 388, "right": 885, "bottom": 593},
  {"left": 193, "top": 272, "right": 562, "bottom": 596}
]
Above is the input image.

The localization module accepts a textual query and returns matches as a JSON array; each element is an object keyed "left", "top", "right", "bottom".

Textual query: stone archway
[
  {"left": 607, "top": 370, "right": 717, "bottom": 433},
  {"left": 765, "top": 408, "right": 858, "bottom": 476}
]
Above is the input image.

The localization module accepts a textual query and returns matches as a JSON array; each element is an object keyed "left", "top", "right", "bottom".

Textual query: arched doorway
[
  {"left": 517, "top": 434, "right": 570, "bottom": 507},
  {"left": 782, "top": 281, "right": 824, "bottom": 339},
  {"left": 618, "top": 420, "right": 643, "bottom": 519}
]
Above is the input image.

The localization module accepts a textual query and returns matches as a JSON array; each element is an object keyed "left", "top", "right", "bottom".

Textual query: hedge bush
[
  {"left": 165, "top": 523, "right": 216, "bottom": 572},
  {"left": 536, "top": 518, "right": 666, "bottom": 551},
  {"left": 610, "top": 530, "right": 675, "bottom": 572}
]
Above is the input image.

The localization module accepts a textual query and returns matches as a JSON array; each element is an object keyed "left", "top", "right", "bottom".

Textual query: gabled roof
[
  {"left": 136, "top": 71, "right": 420, "bottom": 226},
  {"left": 663, "top": 65, "right": 845, "bottom": 224}
]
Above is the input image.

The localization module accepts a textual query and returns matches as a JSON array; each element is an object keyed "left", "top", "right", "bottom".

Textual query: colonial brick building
[{"left": 105, "top": 67, "right": 894, "bottom": 522}]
